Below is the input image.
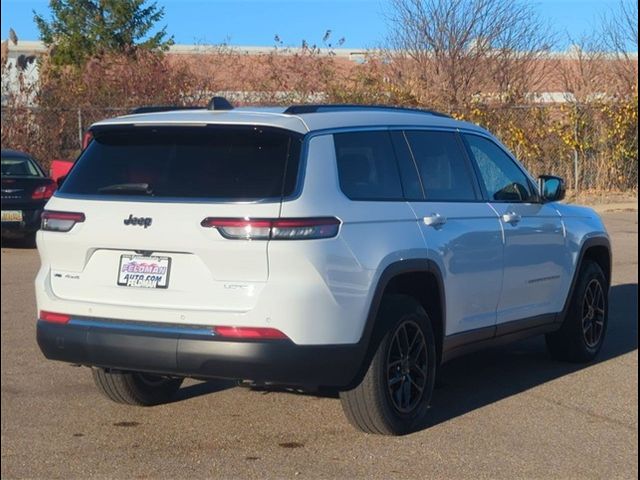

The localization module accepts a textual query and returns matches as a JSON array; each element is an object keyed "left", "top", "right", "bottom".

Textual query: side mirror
[
  {"left": 538, "top": 175, "right": 566, "bottom": 202},
  {"left": 56, "top": 175, "right": 67, "bottom": 189}
]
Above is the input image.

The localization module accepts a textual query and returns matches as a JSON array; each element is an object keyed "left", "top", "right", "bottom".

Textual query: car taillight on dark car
[
  {"left": 32, "top": 181, "right": 57, "bottom": 200},
  {"left": 82, "top": 131, "right": 93, "bottom": 150}
]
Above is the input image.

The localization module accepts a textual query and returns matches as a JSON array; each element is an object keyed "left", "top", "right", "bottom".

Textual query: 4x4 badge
[{"left": 124, "top": 214, "right": 152, "bottom": 228}]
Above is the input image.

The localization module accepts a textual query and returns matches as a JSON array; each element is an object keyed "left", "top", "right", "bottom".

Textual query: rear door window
[
  {"left": 404, "top": 131, "right": 479, "bottom": 201},
  {"left": 334, "top": 131, "right": 404, "bottom": 201},
  {"left": 59, "top": 126, "right": 302, "bottom": 200}
]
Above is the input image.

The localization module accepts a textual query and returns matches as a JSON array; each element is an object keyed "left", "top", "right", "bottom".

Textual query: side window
[
  {"left": 404, "top": 131, "right": 478, "bottom": 201},
  {"left": 464, "top": 134, "right": 534, "bottom": 203},
  {"left": 334, "top": 131, "right": 404, "bottom": 201}
]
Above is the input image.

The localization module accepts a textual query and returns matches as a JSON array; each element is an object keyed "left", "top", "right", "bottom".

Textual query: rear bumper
[{"left": 36, "top": 317, "right": 364, "bottom": 388}]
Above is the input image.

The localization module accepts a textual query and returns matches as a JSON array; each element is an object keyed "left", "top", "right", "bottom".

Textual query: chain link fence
[
  {"left": 451, "top": 102, "right": 637, "bottom": 191},
  {"left": 1, "top": 106, "right": 129, "bottom": 165},
  {"left": 1, "top": 103, "right": 638, "bottom": 191}
]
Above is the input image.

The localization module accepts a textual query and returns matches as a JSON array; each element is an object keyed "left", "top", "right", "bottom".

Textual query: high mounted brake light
[
  {"left": 201, "top": 217, "right": 341, "bottom": 240},
  {"left": 41, "top": 210, "right": 85, "bottom": 232}
]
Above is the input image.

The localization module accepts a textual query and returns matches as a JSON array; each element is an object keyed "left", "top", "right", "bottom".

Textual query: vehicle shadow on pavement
[
  {"left": 1, "top": 236, "right": 37, "bottom": 249},
  {"left": 172, "top": 379, "right": 236, "bottom": 402},
  {"left": 166, "top": 284, "right": 637, "bottom": 425},
  {"left": 425, "top": 283, "right": 638, "bottom": 429}
]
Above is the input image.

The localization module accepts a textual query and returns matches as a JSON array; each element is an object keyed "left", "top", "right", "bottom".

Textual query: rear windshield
[
  {"left": 59, "top": 126, "right": 302, "bottom": 200},
  {"left": 1, "top": 155, "right": 43, "bottom": 178}
]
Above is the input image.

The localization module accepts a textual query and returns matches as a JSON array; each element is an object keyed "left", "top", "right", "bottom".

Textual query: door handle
[
  {"left": 423, "top": 213, "right": 447, "bottom": 227},
  {"left": 502, "top": 212, "right": 522, "bottom": 225}
]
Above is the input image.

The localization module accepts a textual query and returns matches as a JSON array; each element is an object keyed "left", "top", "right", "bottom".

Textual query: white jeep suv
[{"left": 36, "top": 102, "right": 611, "bottom": 435}]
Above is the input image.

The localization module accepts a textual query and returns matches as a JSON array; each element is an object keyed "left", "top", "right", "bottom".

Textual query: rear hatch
[{"left": 42, "top": 124, "right": 302, "bottom": 313}]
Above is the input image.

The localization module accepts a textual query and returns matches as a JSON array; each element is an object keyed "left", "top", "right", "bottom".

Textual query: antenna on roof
[{"left": 207, "top": 96, "right": 234, "bottom": 111}]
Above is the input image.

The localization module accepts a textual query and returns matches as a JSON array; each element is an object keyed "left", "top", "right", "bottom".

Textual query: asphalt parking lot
[{"left": 1, "top": 209, "right": 637, "bottom": 479}]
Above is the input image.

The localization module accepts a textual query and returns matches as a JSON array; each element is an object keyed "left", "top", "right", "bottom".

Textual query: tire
[
  {"left": 1, "top": 232, "right": 35, "bottom": 248},
  {"left": 339, "top": 295, "right": 437, "bottom": 435},
  {"left": 92, "top": 368, "right": 184, "bottom": 406},
  {"left": 23, "top": 232, "right": 37, "bottom": 248},
  {"left": 546, "top": 260, "right": 608, "bottom": 362}
]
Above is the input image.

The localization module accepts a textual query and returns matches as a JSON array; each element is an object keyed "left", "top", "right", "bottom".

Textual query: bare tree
[
  {"left": 601, "top": 0, "right": 638, "bottom": 96},
  {"left": 486, "top": 10, "right": 555, "bottom": 103},
  {"left": 557, "top": 35, "right": 607, "bottom": 102},
  {"left": 386, "top": 0, "right": 554, "bottom": 109}
]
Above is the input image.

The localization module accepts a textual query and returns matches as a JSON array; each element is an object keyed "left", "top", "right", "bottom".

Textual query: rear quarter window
[{"left": 59, "top": 126, "right": 302, "bottom": 200}]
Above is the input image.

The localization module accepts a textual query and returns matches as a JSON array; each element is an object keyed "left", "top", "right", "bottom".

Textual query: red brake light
[
  {"left": 41, "top": 210, "right": 85, "bottom": 232},
  {"left": 39, "top": 311, "right": 71, "bottom": 324},
  {"left": 82, "top": 131, "right": 93, "bottom": 150},
  {"left": 32, "top": 181, "right": 57, "bottom": 200},
  {"left": 213, "top": 326, "right": 288, "bottom": 340},
  {"left": 201, "top": 217, "right": 340, "bottom": 240}
]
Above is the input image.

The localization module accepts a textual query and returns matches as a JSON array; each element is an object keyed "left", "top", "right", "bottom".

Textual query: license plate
[
  {"left": 1, "top": 210, "right": 22, "bottom": 222},
  {"left": 117, "top": 255, "right": 171, "bottom": 289}
]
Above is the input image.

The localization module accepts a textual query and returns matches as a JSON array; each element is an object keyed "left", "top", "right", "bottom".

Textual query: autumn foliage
[{"left": 1, "top": 40, "right": 637, "bottom": 191}]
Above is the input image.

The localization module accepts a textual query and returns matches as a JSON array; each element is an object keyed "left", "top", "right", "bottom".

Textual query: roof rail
[
  {"left": 129, "top": 105, "right": 204, "bottom": 114},
  {"left": 130, "top": 96, "right": 234, "bottom": 115},
  {"left": 283, "top": 104, "right": 452, "bottom": 118}
]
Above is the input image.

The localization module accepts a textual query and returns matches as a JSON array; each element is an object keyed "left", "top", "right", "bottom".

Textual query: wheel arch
[
  {"left": 348, "top": 260, "right": 446, "bottom": 389},
  {"left": 560, "top": 236, "right": 612, "bottom": 323}
]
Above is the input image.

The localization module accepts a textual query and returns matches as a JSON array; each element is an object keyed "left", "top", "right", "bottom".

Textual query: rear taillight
[
  {"left": 201, "top": 217, "right": 340, "bottom": 240},
  {"left": 39, "top": 311, "right": 71, "bottom": 324},
  {"left": 213, "top": 326, "right": 288, "bottom": 340},
  {"left": 41, "top": 210, "right": 85, "bottom": 232},
  {"left": 32, "top": 182, "right": 57, "bottom": 200},
  {"left": 202, "top": 218, "right": 272, "bottom": 240}
]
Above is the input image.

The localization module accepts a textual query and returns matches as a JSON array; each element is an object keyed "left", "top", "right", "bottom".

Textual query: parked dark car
[{"left": 1, "top": 149, "right": 56, "bottom": 242}]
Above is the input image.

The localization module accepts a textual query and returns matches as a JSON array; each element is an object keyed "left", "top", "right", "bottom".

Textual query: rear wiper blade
[{"left": 98, "top": 183, "right": 154, "bottom": 195}]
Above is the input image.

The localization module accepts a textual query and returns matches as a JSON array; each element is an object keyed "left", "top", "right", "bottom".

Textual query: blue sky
[{"left": 0, "top": 0, "right": 633, "bottom": 50}]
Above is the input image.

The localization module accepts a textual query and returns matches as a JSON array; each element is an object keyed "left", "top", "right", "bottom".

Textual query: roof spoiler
[{"left": 130, "top": 96, "right": 234, "bottom": 114}]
